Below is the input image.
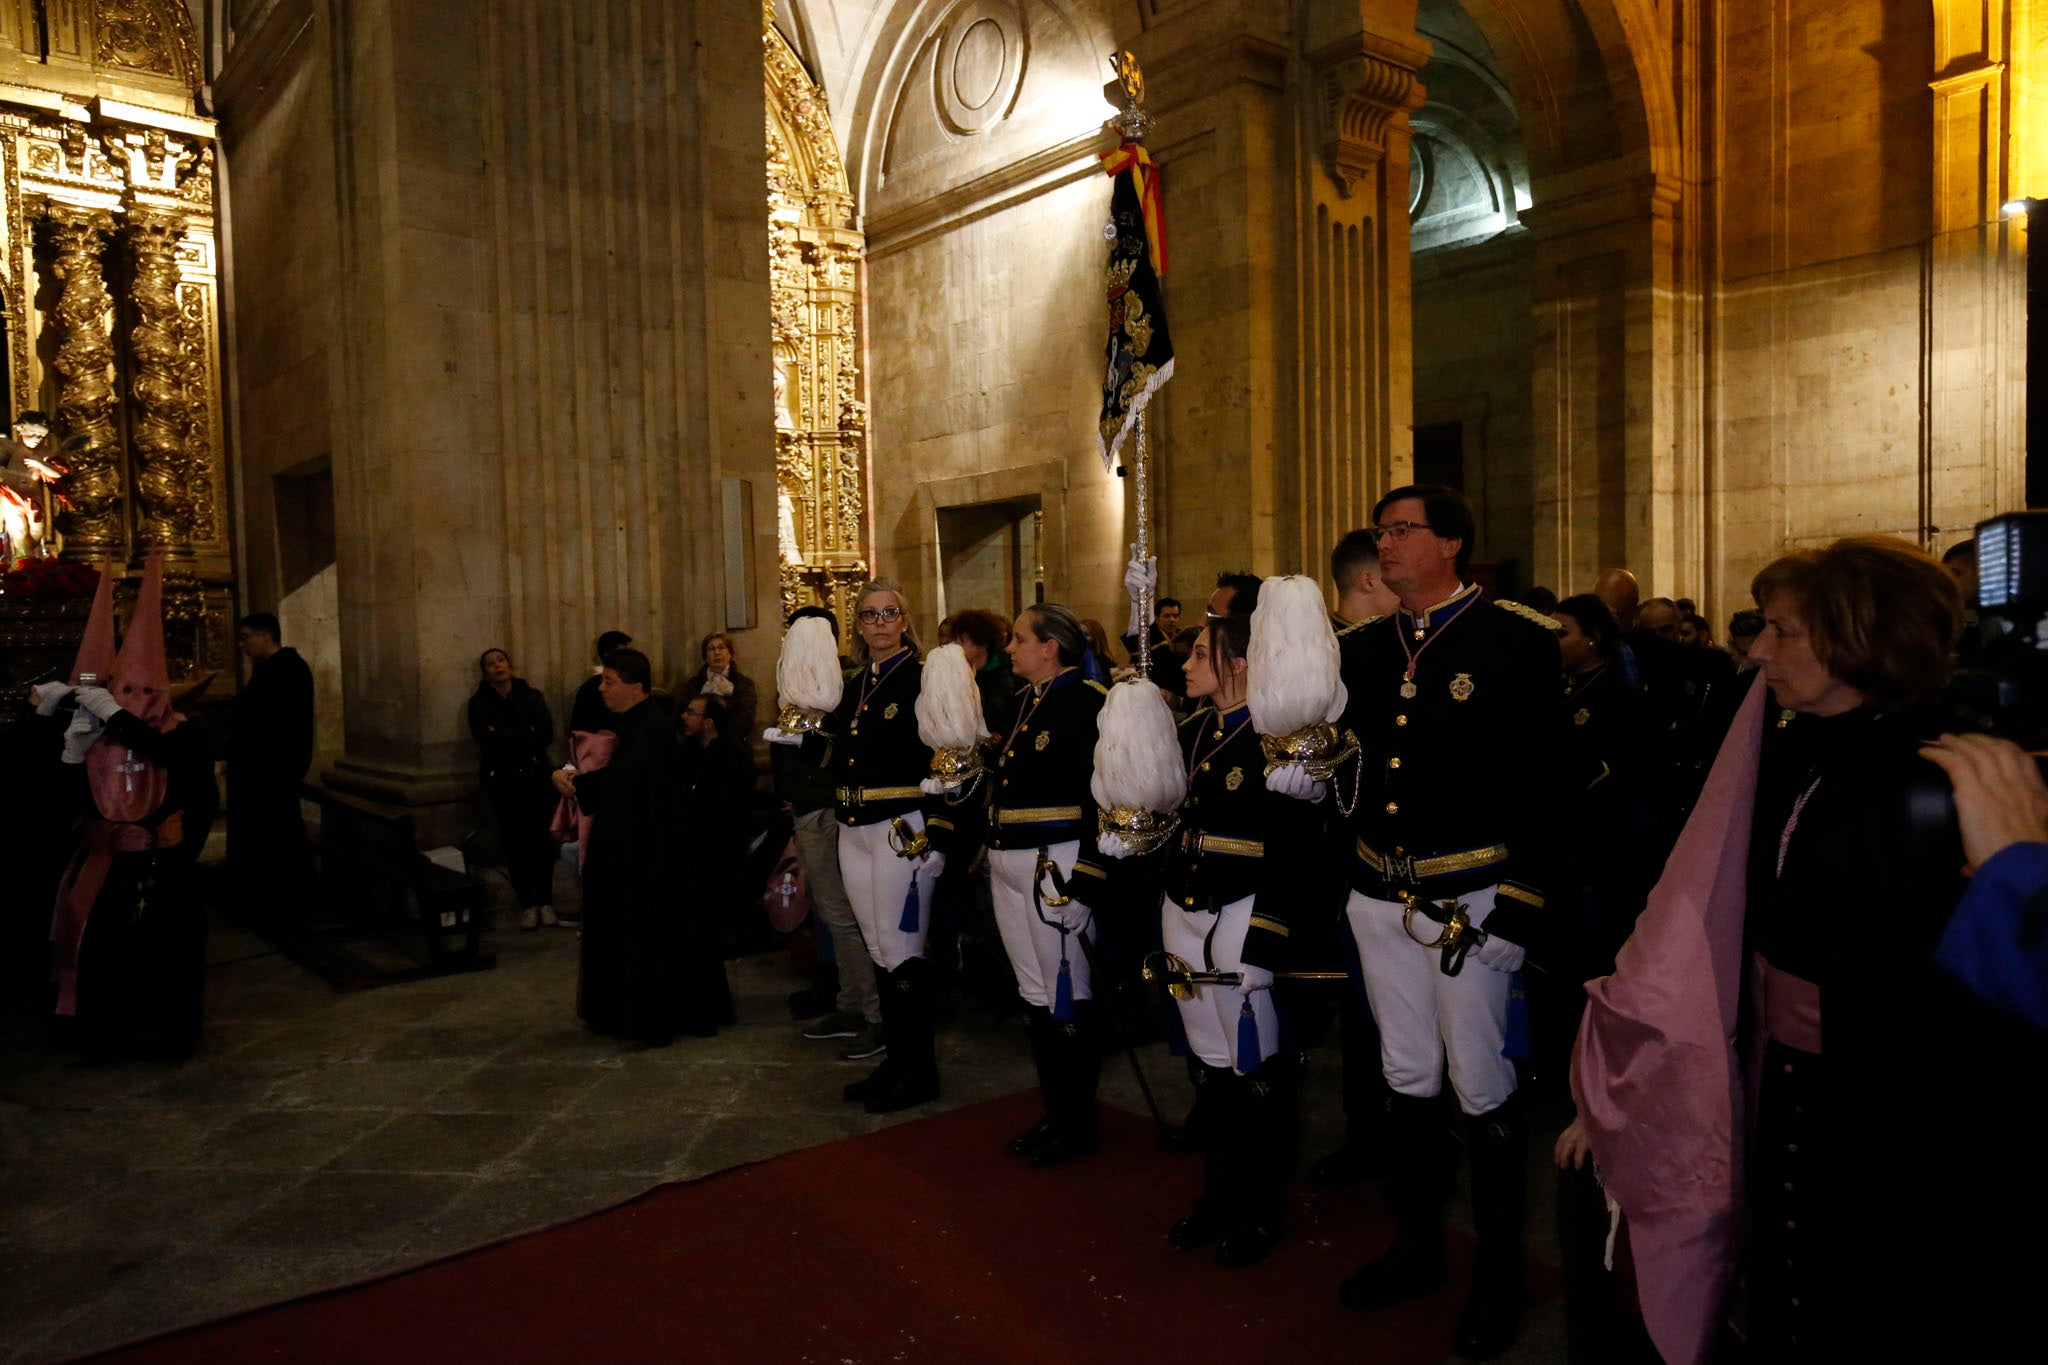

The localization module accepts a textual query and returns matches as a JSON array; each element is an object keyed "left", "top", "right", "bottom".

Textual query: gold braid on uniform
[
  {"left": 1495, "top": 600, "right": 1563, "bottom": 632},
  {"left": 1334, "top": 615, "right": 1382, "bottom": 636}
]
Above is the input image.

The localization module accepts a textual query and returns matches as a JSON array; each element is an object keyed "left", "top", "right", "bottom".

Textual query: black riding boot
[
  {"left": 1168, "top": 1063, "right": 1236, "bottom": 1248},
  {"left": 1216, "top": 1056, "right": 1298, "bottom": 1270},
  {"left": 1007, "top": 1006, "right": 1058, "bottom": 1157},
  {"left": 865, "top": 957, "right": 941, "bottom": 1114},
  {"left": 842, "top": 962, "right": 900, "bottom": 1103},
  {"left": 1309, "top": 990, "right": 1391, "bottom": 1188},
  {"left": 1340, "top": 1091, "right": 1450, "bottom": 1309},
  {"left": 1454, "top": 1095, "right": 1527, "bottom": 1360},
  {"left": 1028, "top": 1000, "right": 1101, "bottom": 1167}
]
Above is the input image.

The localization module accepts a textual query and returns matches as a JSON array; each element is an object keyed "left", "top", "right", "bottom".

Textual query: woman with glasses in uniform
[
  {"left": 985, "top": 604, "right": 1112, "bottom": 1166},
  {"left": 782, "top": 579, "right": 945, "bottom": 1113}
]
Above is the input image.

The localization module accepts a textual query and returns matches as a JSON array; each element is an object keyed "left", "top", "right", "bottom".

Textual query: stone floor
[{"left": 0, "top": 913, "right": 1569, "bottom": 1364}]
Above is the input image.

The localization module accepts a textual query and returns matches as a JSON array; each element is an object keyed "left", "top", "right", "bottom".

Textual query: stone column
[
  {"left": 126, "top": 209, "right": 198, "bottom": 568},
  {"left": 1122, "top": 0, "right": 1425, "bottom": 583},
  {"left": 45, "top": 205, "right": 121, "bottom": 563}
]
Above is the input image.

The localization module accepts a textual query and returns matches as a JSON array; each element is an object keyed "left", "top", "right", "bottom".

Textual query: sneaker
[
  {"left": 839, "top": 1025, "right": 887, "bottom": 1061},
  {"left": 539, "top": 905, "right": 560, "bottom": 927},
  {"left": 520, "top": 907, "right": 539, "bottom": 931},
  {"left": 801, "top": 1010, "right": 863, "bottom": 1041}
]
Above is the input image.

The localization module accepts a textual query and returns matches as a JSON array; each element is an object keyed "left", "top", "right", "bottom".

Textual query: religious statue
[
  {"left": 772, "top": 364, "right": 795, "bottom": 431},
  {"left": 0, "top": 410, "right": 67, "bottom": 563}
]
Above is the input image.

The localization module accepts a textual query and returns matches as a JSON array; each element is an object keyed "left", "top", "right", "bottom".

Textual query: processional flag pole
[{"left": 1096, "top": 52, "right": 1174, "bottom": 677}]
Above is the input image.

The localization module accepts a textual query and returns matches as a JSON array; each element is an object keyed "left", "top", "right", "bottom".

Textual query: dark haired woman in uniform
[
  {"left": 1154, "top": 605, "right": 1298, "bottom": 1268},
  {"left": 981, "top": 603, "right": 1111, "bottom": 1167}
]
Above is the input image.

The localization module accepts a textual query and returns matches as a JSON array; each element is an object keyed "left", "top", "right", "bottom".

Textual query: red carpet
[{"left": 89, "top": 1093, "right": 1547, "bottom": 1364}]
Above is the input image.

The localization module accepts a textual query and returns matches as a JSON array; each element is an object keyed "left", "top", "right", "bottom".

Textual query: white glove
[
  {"left": 921, "top": 852, "right": 946, "bottom": 879},
  {"left": 1096, "top": 831, "right": 1132, "bottom": 860},
  {"left": 32, "top": 682, "right": 72, "bottom": 716},
  {"left": 1266, "top": 763, "right": 1326, "bottom": 802},
  {"left": 1474, "top": 930, "right": 1525, "bottom": 975},
  {"left": 1232, "top": 962, "right": 1275, "bottom": 995},
  {"left": 61, "top": 707, "right": 103, "bottom": 764},
  {"left": 1123, "top": 546, "right": 1157, "bottom": 636},
  {"left": 762, "top": 726, "right": 801, "bottom": 747},
  {"left": 75, "top": 685, "right": 122, "bottom": 721},
  {"left": 1053, "top": 900, "right": 1091, "bottom": 932}
]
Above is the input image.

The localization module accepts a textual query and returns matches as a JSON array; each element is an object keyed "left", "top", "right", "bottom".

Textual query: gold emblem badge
[
  {"left": 1450, "top": 673, "right": 1475, "bottom": 702},
  {"left": 1035, "top": 731, "right": 1051, "bottom": 751},
  {"left": 884, "top": 703, "right": 899, "bottom": 720},
  {"left": 1574, "top": 708, "right": 1590, "bottom": 726},
  {"left": 1225, "top": 766, "right": 1244, "bottom": 791}
]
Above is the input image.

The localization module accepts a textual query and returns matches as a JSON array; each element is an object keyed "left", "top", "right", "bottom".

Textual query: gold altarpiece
[
  {"left": 766, "top": 10, "right": 868, "bottom": 636},
  {"left": 0, "top": 1, "right": 228, "bottom": 683}
]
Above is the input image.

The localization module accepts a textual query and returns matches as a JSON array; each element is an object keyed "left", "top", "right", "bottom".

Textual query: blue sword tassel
[
  {"left": 898, "top": 873, "right": 920, "bottom": 934},
  {"left": 1237, "top": 996, "right": 1262, "bottom": 1070},
  {"left": 1053, "top": 942, "right": 1075, "bottom": 1021}
]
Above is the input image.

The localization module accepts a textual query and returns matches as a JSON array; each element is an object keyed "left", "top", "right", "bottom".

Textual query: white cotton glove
[
  {"left": 1123, "top": 545, "right": 1157, "bottom": 636},
  {"left": 32, "top": 682, "right": 72, "bottom": 716},
  {"left": 74, "top": 685, "right": 121, "bottom": 721},
  {"left": 1053, "top": 900, "right": 1091, "bottom": 932},
  {"left": 1232, "top": 962, "right": 1275, "bottom": 996},
  {"left": 1096, "top": 831, "right": 1133, "bottom": 860},
  {"left": 762, "top": 726, "right": 801, "bottom": 747},
  {"left": 921, "top": 852, "right": 946, "bottom": 879},
  {"left": 1266, "top": 763, "right": 1326, "bottom": 802},
  {"left": 61, "top": 707, "right": 103, "bottom": 764},
  {"left": 1474, "top": 930, "right": 1525, "bottom": 975}
]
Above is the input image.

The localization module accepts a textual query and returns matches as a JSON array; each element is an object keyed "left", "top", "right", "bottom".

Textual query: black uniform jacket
[
  {"left": 1161, "top": 703, "right": 1294, "bottom": 971},
  {"left": 804, "top": 649, "right": 933, "bottom": 829},
  {"left": 1335, "top": 584, "right": 1567, "bottom": 948},
  {"left": 978, "top": 667, "right": 1110, "bottom": 892}
]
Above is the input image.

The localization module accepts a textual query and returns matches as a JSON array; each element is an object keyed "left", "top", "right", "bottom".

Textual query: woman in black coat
[
  {"left": 675, "top": 632, "right": 759, "bottom": 741},
  {"left": 468, "top": 648, "right": 558, "bottom": 929}
]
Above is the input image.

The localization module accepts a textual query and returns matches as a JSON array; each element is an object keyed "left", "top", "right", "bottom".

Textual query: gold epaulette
[
  {"left": 1335, "top": 615, "right": 1382, "bottom": 636},
  {"left": 1084, "top": 678, "right": 1110, "bottom": 695},
  {"left": 1178, "top": 708, "right": 1207, "bottom": 730},
  {"left": 1496, "top": 600, "right": 1563, "bottom": 632}
]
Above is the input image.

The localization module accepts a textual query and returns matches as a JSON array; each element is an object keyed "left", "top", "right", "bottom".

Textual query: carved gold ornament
[
  {"left": 1098, "top": 804, "right": 1179, "bottom": 856},
  {"left": 1259, "top": 722, "right": 1360, "bottom": 780}
]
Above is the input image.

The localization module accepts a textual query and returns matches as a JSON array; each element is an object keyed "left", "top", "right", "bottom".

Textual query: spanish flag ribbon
[{"left": 1100, "top": 141, "right": 1167, "bottom": 277}]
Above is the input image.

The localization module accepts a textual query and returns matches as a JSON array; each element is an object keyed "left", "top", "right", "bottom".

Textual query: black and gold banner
[{"left": 1097, "top": 141, "right": 1174, "bottom": 471}]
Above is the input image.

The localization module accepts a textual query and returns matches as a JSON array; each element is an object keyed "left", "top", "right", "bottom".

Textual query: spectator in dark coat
[
  {"left": 230, "top": 612, "right": 315, "bottom": 914},
  {"left": 674, "top": 632, "right": 760, "bottom": 742},
  {"left": 569, "top": 630, "right": 633, "bottom": 736},
  {"left": 469, "top": 648, "right": 559, "bottom": 930}
]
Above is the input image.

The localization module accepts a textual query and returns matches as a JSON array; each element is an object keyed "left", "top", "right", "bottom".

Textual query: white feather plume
[
  {"left": 915, "top": 644, "right": 986, "bottom": 751},
  {"left": 1248, "top": 574, "right": 1347, "bottom": 735},
  {"left": 1091, "top": 678, "right": 1188, "bottom": 813},
  {"left": 776, "top": 615, "right": 844, "bottom": 714}
]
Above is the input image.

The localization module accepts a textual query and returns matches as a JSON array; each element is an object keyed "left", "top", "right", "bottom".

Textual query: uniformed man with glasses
[{"left": 1268, "top": 482, "right": 1568, "bottom": 1361}]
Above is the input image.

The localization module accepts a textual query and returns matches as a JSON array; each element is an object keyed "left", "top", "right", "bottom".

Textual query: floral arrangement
[{"left": 1, "top": 557, "right": 99, "bottom": 600}]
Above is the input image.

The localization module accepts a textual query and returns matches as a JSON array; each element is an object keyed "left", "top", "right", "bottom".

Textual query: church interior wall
[
  {"left": 1411, "top": 233, "right": 1535, "bottom": 584},
  {"left": 856, "top": 0, "right": 1123, "bottom": 641},
  {"left": 1709, "top": 0, "right": 1950, "bottom": 614}
]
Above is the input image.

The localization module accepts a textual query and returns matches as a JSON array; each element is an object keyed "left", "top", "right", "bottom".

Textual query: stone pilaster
[{"left": 1123, "top": 0, "right": 1426, "bottom": 583}]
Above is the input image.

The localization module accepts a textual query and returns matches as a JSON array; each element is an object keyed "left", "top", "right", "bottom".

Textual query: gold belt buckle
[{"left": 1383, "top": 849, "right": 1416, "bottom": 884}]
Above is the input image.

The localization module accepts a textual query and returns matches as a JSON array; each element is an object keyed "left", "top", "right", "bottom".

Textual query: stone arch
[{"left": 1449, "top": 0, "right": 1666, "bottom": 183}]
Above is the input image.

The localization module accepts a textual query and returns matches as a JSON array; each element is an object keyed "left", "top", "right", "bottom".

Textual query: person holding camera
[{"left": 1919, "top": 731, "right": 2048, "bottom": 1032}]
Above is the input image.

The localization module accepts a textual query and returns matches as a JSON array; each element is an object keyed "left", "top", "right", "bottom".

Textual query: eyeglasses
[
  {"left": 1370, "top": 521, "right": 1435, "bottom": 543},
  {"left": 857, "top": 606, "right": 905, "bottom": 625}
]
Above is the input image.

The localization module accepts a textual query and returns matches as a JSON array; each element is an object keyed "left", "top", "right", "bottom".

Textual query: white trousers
[
  {"left": 989, "top": 842, "right": 1092, "bottom": 1009},
  {"left": 1345, "top": 885, "right": 1516, "bottom": 1116},
  {"left": 836, "top": 815, "right": 938, "bottom": 972},
  {"left": 1161, "top": 892, "right": 1280, "bottom": 1075}
]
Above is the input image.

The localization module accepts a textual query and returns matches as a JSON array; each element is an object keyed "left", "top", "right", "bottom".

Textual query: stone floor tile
[
  {"left": 504, "top": 1103, "right": 715, "bottom": 1176},
  {"left": 418, "top": 1062, "right": 607, "bottom": 1115},
  {"left": 265, "top": 1059, "right": 474, "bottom": 1111},
  {"left": 324, "top": 1111, "right": 548, "bottom": 1175},
  {"left": 219, "top": 1171, "right": 477, "bottom": 1249},
  {"left": 183, "top": 1107, "right": 401, "bottom": 1171}
]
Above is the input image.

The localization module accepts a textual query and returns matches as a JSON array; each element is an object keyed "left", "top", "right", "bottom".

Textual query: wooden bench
[{"left": 296, "top": 782, "right": 495, "bottom": 986}]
